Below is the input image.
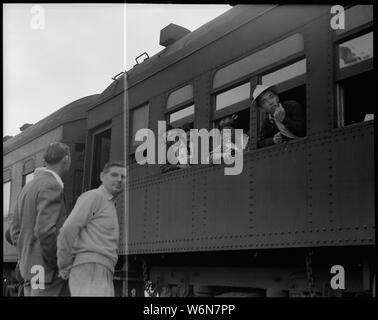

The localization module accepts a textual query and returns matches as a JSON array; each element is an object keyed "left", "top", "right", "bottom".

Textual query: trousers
[
  {"left": 27, "top": 276, "right": 69, "bottom": 297},
  {"left": 69, "top": 263, "right": 115, "bottom": 297}
]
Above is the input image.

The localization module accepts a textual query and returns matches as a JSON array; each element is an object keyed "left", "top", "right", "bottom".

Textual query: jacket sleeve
[
  {"left": 57, "top": 192, "right": 98, "bottom": 270},
  {"left": 282, "top": 101, "right": 306, "bottom": 137},
  {"left": 257, "top": 119, "right": 275, "bottom": 148},
  {"left": 35, "top": 182, "right": 65, "bottom": 269},
  {"left": 9, "top": 198, "right": 21, "bottom": 246}
]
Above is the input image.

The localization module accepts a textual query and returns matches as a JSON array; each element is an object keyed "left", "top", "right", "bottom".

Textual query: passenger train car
[
  {"left": 3, "top": 95, "right": 98, "bottom": 295},
  {"left": 3, "top": 5, "right": 374, "bottom": 297}
]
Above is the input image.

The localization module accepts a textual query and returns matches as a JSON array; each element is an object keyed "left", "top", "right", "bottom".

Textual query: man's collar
[
  {"left": 99, "top": 185, "right": 114, "bottom": 201},
  {"left": 44, "top": 168, "right": 64, "bottom": 189}
]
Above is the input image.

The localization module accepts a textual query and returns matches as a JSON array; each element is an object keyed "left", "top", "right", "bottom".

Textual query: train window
[
  {"left": 91, "top": 128, "right": 111, "bottom": 188},
  {"left": 335, "top": 31, "right": 373, "bottom": 127},
  {"left": 338, "top": 32, "right": 373, "bottom": 69},
  {"left": 22, "top": 172, "right": 34, "bottom": 186},
  {"left": 213, "top": 33, "right": 304, "bottom": 90},
  {"left": 3, "top": 181, "right": 11, "bottom": 218},
  {"left": 215, "top": 82, "right": 250, "bottom": 111},
  {"left": 256, "top": 58, "right": 307, "bottom": 142},
  {"left": 168, "top": 104, "right": 194, "bottom": 128},
  {"left": 261, "top": 59, "right": 306, "bottom": 88},
  {"left": 131, "top": 104, "right": 149, "bottom": 148},
  {"left": 166, "top": 85, "right": 195, "bottom": 130},
  {"left": 213, "top": 81, "right": 251, "bottom": 138},
  {"left": 167, "top": 84, "right": 193, "bottom": 109}
]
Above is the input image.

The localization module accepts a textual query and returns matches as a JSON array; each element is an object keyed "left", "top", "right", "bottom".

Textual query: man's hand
[
  {"left": 273, "top": 106, "right": 286, "bottom": 122},
  {"left": 59, "top": 268, "right": 70, "bottom": 280},
  {"left": 273, "top": 132, "right": 283, "bottom": 144}
]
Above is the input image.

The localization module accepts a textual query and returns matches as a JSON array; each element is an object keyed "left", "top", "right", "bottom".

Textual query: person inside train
[
  {"left": 251, "top": 84, "right": 306, "bottom": 148},
  {"left": 209, "top": 114, "right": 249, "bottom": 164},
  {"left": 57, "top": 160, "right": 126, "bottom": 297},
  {"left": 9, "top": 142, "right": 71, "bottom": 296},
  {"left": 159, "top": 122, "right": 192, "bottom": 173}
]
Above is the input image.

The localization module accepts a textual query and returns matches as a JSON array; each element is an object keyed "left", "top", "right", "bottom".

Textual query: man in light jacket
[
  {"left": 57, "top": 160, "right": 126, "bottom": 297},
  {"left": 10, "top": 142, "right": 71, "bottom": 296}
]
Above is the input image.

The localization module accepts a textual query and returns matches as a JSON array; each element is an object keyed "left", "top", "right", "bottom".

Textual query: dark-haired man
[
  {"left": 252, "top": 84, "right": 306, "bottom": 148},
  {"left": 9, "top": 142, "right": 71, "bottom": 296},
  {"left": 57, "top": 161, "right": 126, "bottom": 296}
]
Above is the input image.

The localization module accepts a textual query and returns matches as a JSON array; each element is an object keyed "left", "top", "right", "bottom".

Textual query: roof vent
[
  {"left": 159, "top": 23, "right": 191, "bottom": 47},
  {"left": 19, "top": 123, "right": 33, "bottom": 131}
]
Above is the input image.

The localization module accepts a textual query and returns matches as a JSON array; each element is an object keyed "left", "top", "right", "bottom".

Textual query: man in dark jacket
[
  {"left": 9, "top": 142, "right": 71, "bottom": 296},
  {"left": 251, "top": 85, "right": 306, "bottom": 148}
]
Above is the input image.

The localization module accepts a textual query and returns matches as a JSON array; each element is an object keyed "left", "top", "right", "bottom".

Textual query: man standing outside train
[
  {"left": 251, "top": 84, "right": 306, "bottom": 147},
  {"left": 9, "top": 142, "right": 71, "bottom": 296},
  {"left": 57, "top": 160, "right": 126, "bottom": 296}
]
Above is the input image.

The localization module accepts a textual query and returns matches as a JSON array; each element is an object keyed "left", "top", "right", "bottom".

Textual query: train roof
[
  {"left": 3, "top": 94, "right": 99, "bottom": 155},
  {"left": 95, "top": 5, "right": 277, "bottom": 105}
]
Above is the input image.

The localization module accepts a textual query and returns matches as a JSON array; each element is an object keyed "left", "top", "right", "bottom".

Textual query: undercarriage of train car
[{"left": 123, "top": 246, "right": 375, "bottom": 297}]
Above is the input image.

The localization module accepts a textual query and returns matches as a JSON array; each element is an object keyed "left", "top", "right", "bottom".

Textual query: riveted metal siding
[
  {"left": 157, "top": 173, "right": 195, "bottom": 242},
  {"left": 306, "top": 138, "right": 334, "bottom": 229},
  {"left": 204, "top": 164, "right": 250, "bottom": 237},
  {"left": 253, "top": 144, "right": 307, "bottom": 235},
  {"left": 331, "top": 124, "right": 374, "bottom": 245}
]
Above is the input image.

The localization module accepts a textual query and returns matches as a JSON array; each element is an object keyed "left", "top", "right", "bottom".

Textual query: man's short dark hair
[
  {"left": 43, "top": 142, "right": 70, "bottom": 165},
  {"left": 102, "top": 160, "right": 125, "bottom": 173}
]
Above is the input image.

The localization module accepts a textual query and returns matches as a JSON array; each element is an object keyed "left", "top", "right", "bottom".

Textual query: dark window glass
[
  {"left": 91, "top": 129, "right": 111, "bottom": 188},
  {"left": 338, "top": 70, "right": 374, "bottom": 126}
]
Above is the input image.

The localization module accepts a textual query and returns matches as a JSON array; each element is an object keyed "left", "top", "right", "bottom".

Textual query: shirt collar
[
  {"left": 44, "top": 168, "right": 64, "bottom": 189},
  {"left": 99, "top": 185, "right": 115, "bottom": 201}
]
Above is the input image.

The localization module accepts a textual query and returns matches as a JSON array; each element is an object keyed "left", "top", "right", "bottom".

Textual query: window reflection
[
  {"left": 3, "top": 181, "right": 11, "bottom": 218},
  {"left": 339, "top": 32, "right": 373, "bottom": 68},
  {"left": 23, "top": 172, "right": 34, "bottom": 186},
  {"left": 262, "top": 59, "right": 306, "bottom": 87},
  {"left": 215, "top": 82, "right": 250, "bottom": 111},
  {"left": 169, "top": 104, "right": 194, "bottom": 123}
]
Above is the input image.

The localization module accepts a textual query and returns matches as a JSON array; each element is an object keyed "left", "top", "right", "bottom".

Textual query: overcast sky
[{"left": 3, "top": 4, "right": 231, "bottom": 137}]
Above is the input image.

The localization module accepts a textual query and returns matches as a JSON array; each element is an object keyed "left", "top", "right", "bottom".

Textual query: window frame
[
  {"left": 211, "top": 45, "right": 306, "bottom": 122},
  {"left": 165, "top": 99, "right": 195, "bottom": 128},
  {"left": 165, "top": 83, "right": 195, "bottom": 129},
  {"left": 3, "top": 180, "right": 12, "bottom": 219},
  {"left": 333, "top": 24, "right": 373, "bottom": 128},
  {"left": 256, "top": 56, "right": 307, "bottom": 141},
  {"left": 129, "top": 103, "right": 149, "bottom": 155},
  {"left": 22, "top": 172, "right": 34, "bottom": 187},
  {"left": 90, "top": 123, "right": 112, "bottom": 188}
]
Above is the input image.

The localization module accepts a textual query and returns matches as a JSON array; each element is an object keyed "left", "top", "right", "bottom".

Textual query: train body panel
[{"left": 3, "top": 5, "right": 374, "bottom": 297}]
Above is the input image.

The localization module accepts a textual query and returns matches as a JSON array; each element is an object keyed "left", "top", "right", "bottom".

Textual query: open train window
[
  {"left": 3, "top": 181, "right": 11, "bottom": 218},
  {"left": 129, "top": 103, "right": 149, "bottom": 164},
  {"left": 166, "top": 84, "right": 194, "bottom": 130},
  {"left": 91, "top": 127, "right": 111, "bottom": 188},
  {"left": 335, "top": 30, "right": 373, "bottom": 127},
  {"left": 22, "top": 158, "right": 35, "bottom": 186},
  {"left": 22, "top": 172, "right": 34, "bottom": 186},
  {"left": 256, "top": 58, "right": 307, "bottom": 146},
  {"left": 213, "top": 81, "right": 251, "bottom": 134}
]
